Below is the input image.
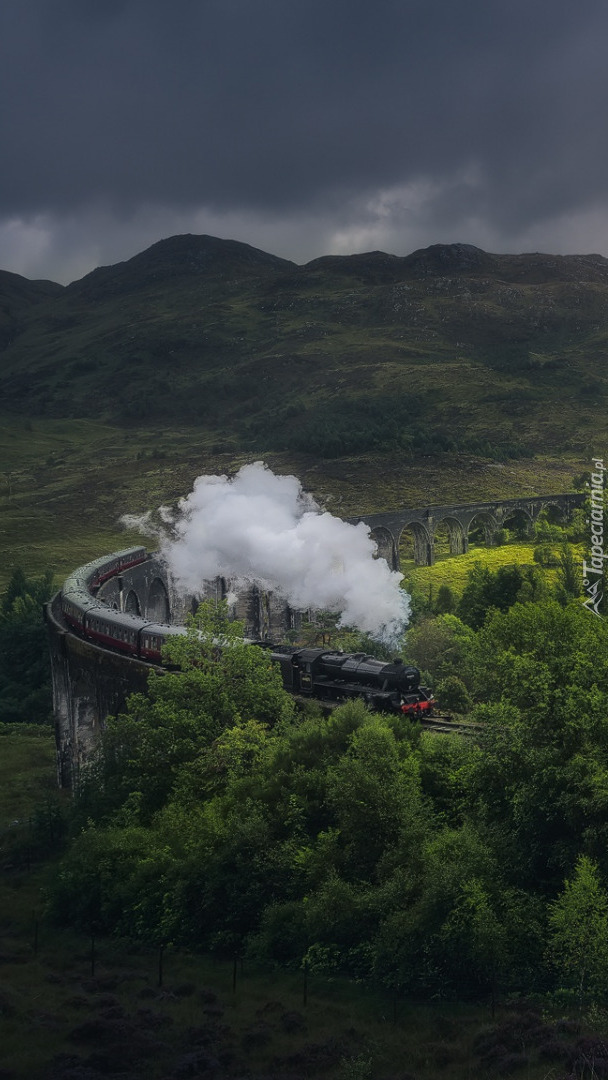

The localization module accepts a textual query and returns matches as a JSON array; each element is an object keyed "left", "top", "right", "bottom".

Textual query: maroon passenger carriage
[{"left": 61, "top": 547, "right": 184, "bottom": 663}]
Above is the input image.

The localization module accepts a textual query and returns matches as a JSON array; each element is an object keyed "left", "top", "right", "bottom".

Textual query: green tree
[
  {"left": 300, "top": 610, "right": 341, "bottom": 647},
  {"left": 555, "top": 542, "right": 581, "bottom": 601},
  {"left": 534, "top": 511, "right": 565, "bottom": 544},
  {"left": 533, "top": 542, "right": 559, "bottom": 567},
  {"left": 48, "top": 585, "right": 608, "bottom": 1002},
  {"left": 404, "top": 614, "right": 476, "bottom": 686},
  {"left": 372, "top": 824, "right": 499, "bottom": 997},
  {"left": 439, "top": 878, "right": 507, "bottom": 1010},
  {"left": 457, "top": 563, "right": 525, "bottom": 629},
  {"left": 326, "top": 716, "right": 422, "bottom": 881},
  {"left": 435, "top": 675, "right": 472, "bottom": 714},
  {"left": 548, "top": 856, "right": 608, "bottom": 1005},
  {"left": 469, "top": 602, "right": 608, "bottom": 887},
  {"left": 0, "top": 567, "right": 54, "bottom": 723},
  {"left": 401, "top": 576, "right": 433, "bottom": 621},
  {"left": 515, "top": 564, "right": 547, "bottom": 603},
  {"left": 298, "top": 612, "right": 397, "bottom": 659},
  {"left": 434, "top": 584, "right": 455, "bottom": 614},
  {"left": 567, "top": 507, "right": 587, "bottom": 541},
  {"left": 82, "top": 600, "right": 295, "bottom": 822},
  {"left": 47, "top": 824, "right": 175, "bottom": 939}
]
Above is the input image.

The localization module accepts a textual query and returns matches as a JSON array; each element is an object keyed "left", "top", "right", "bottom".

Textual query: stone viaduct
[
  {"left": 45, "top": 552, "right": 301, "bottom": 785},
  {"left": 355, "top": 493, "right": 585, "bottom": 571}
]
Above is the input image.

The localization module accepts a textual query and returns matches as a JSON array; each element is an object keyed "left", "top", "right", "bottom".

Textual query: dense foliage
[
  {"left": 48, "top": 582, "right": 608, "bottom": 1004},
  {"left": 0, "top": 568, "right": 54, "bottom": 724},
  {"left": 249, "top": 394, "right": 534, "bottom": 460}
]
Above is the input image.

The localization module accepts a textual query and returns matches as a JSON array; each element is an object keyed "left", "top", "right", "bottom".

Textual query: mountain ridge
[
  {"left": 5, "top": 234, "right": 608, "bottom": 292},
  {"left": 65, "top": 233, "right": 298, "bottom": 300},
  {"left": 1, "top": 234, "right": 607, "bottom": 463}
]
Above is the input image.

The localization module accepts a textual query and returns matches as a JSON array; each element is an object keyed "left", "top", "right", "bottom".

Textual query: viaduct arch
[{"left": 362, "top": 493, "right": 584, "bottom": 570}]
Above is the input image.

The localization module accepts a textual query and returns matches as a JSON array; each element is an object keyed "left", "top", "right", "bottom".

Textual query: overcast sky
[{"left": 2, "top": 0, "right": 608, "bottom": 283}]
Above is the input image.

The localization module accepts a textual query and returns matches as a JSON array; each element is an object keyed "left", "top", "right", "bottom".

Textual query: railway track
[
  {"left": 296, "top": 697, "right": 481, "bottom": 736},
  {"left": 420, "top": 714, "right": 483, "bottom": 736}
]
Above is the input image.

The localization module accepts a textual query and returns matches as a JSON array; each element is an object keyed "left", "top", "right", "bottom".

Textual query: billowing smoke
[{"left": 122, "top": 462, "right": 410, "bottom": 641}]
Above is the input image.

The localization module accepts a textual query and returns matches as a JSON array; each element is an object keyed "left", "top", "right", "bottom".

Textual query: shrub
[
  {"left": 435, "top": 675, "right": 472, "bottom": 714},
  {"left": 434, "top": 584, "right": 455, "bottom": 614}
]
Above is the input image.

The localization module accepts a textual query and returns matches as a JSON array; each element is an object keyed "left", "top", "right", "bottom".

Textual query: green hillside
[
  {"left": 0, "top": 235, "right": 606, "bottom": 582},
  {"left": 2, "top": 235, "right": 608, "bottom": 460}
]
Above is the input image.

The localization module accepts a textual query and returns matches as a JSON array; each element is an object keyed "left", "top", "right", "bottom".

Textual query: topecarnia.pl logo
[{"left": 582, "top": 457, "right": 606, "bottom": 618}]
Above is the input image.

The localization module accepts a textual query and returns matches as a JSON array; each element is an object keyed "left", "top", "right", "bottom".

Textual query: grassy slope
[
  {"left": 0, "top": 415, "right": 586, "bottom": 591},
  {"left": 1, "top": 236, "right": 607, "bottom": 585},
  {"left": 405, "top": 539, "right": 585, "bottom": 600},
  {"left": 1, "top": 238, "right": 608, "bottom": 457},
  {"left": 0, "top": 726, "right": 57, "bottom": 826}
]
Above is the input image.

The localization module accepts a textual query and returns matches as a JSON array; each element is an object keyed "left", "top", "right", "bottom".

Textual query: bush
[
  {"left": 533, "top": 544, "right": 559, "bottom": 568},
  {"left": 435, "top": 584, "right": 455, "bottom": 614},
  {"left": 435, "top": 675, "right": 473, "bottom": 714}
]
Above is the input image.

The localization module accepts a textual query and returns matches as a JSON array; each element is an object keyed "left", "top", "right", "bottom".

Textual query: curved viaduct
[
  {"left": 356, "top": 493, "right": 585, "bottom": 570},
  {"left": 46, "top": 492, "right": 584, "bottom": 786},
  {"left": 45, "top": 551, "right": 298, "bottom": 786}
]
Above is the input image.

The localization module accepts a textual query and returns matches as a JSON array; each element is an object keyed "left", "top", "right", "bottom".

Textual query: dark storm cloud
[{"left": 2, "top": 0, "right": 608, "bottom": 277}]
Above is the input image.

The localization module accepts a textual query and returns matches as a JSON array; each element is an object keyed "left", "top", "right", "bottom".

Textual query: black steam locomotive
[
  {"left": 58, "top": 547, "right": 434, "bottom": 717},
  {"left": 270, "top": 646, "right": 434, "bottom": 716}
]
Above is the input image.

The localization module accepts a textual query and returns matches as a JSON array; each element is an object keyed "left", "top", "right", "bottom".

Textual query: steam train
[
  {"left": 270, "top": 646, "right": 434, "bottom": 716},
  {"left": 58, "top": 546, "right": 434, "bottom": 717}
]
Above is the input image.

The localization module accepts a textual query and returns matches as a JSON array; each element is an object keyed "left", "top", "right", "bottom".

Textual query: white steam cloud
[{"left": 122, "top": 462, "right": 410, "bottom": 641}]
